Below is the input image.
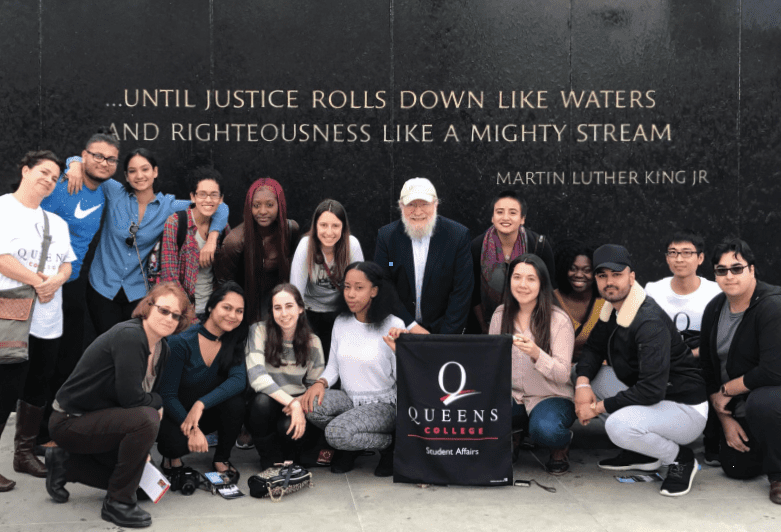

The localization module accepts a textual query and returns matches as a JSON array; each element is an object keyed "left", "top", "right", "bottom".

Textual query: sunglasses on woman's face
[
  {"left": 152, "top": 304, "right": 183, "bottom": 321},
  {"left": 126, "top": 222, "right": 139, "bottom": 247}
]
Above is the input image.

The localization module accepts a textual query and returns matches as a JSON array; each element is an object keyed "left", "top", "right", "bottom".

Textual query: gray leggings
[
  {"left": 591, "top": 366, "right": 707, "bottom": 465},
  {"left": 306, "top": 389, "right": 395, "bottom": 451}
]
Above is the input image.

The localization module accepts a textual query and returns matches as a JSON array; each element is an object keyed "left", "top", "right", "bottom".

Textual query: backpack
[{"left": 146, "top": 210, "right": 188, "bottom": 288}]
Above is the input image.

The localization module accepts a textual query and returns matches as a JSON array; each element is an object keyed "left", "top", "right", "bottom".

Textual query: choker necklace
[{"left": 199, "top": 324, "right": 222, "bottom": 342}]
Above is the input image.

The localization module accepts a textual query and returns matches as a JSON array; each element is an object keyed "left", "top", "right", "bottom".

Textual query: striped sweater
[{"left": 246, "top": 322, "right": 324, "bottom": 396}]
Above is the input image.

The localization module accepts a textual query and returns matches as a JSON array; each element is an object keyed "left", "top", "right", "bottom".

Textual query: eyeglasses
[
  {"left": 666, "top": 250, "right": 698, "bottom": 258},
  {"left": 86, "top": 150, "right": 119, "bottom": 166},
  {"left": 126, "top": 222, "right": 139, "bottom": 247},
  {"left": 152, "top": 304, "right": 183, "bottom": 321},
  {"left": 194, "top": 191, "right": 222, "bottom": 200},
  {"left": 714, "top": 264, "right": 749, "bottom": 276}
]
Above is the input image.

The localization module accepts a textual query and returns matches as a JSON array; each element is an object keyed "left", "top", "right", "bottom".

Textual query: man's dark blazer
[{"left": 374, "top": 216, "right": 473, "bottom": 334}]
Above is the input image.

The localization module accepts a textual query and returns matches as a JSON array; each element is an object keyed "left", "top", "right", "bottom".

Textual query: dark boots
[
  {"left": 255, "top": 435, "right": 284, "bottom": 470},
  {"left": 0, "top": 417, "right": 16, "bottom": 491},
  {"left": 374, "top": 436, "right": 395, "bottom": 477},
  {"left": 330, "top": 450, "right": 362, "bottom": 474},
  {"left": 45, "top": 446, "right": 70, "bottom": 503},
  {"left": 13, "top": 401, "right": 47, "bottom": 478}
]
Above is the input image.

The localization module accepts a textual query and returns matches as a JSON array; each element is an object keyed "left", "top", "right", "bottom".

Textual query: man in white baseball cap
[{"left": 374, "top": 177, "right": 473, "bottom": 334}]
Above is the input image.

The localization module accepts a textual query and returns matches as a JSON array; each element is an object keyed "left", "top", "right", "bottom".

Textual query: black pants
[
  {"left": 41, "top": 277, "right": 91, "bottom": 441},
  {"left": 0, "top": 334, "right": 59, "bottom": 422},
  {"left": 50, "top": 276, "right": 88, "bottom": 398},
  {"left": 306, "top": 309, "right": 338, "bottom": 365},
  {"left": 156, "top": 394, "right": 245, "bottom": 464},
  {"left": 49, "top": 407, "right": 160, "bottom": 504},
  {"left": 246, "top": 392, "right": 318, "bottom": 459},
  {"left": 720, "top": 386, "right": 781, "bottom": 482},
  {"left": 86, "top": 283, "right": 139, "bottom": 336}
]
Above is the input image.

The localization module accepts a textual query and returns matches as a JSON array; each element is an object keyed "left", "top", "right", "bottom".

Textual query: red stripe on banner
[
  {"left": 407, "top": 434, "right": 498, "bottom": 441},
  {"left": 0, "top": 341, "right": 27, "bottom": 348}
]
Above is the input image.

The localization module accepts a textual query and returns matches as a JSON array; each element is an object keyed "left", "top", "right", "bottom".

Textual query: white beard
[{"left": 402, "top": 212, "right": 437, "bottom": 240}]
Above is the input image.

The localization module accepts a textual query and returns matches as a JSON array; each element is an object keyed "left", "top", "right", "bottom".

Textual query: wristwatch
[{"left": 720, "top": 384, "right": 732, "bottom": 396}]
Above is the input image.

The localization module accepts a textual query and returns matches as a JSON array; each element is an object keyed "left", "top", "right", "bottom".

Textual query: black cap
[{"left": 593, "top": 244, "right": 632, "bottom": 272}]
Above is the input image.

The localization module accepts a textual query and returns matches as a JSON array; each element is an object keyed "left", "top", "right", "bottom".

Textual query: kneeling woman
[
  {"left": 46, "top": 283, "right": 193, "bottom": 528},
  {"left": 245, "top": 284, "right": 325, "bottom": 468},
  {"left": 489, "top": 254, "right": 576, "bottom": 474},
  {"left": 157, "top": 281, "right": 247, "bottom": 483},
  {"left": 301, "top": 261, "right": 404, "bottom": 477}
]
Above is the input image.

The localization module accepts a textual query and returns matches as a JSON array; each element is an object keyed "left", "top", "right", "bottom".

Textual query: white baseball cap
[{"left": 399, "top": 177, "right": 438, "bottom": 205}]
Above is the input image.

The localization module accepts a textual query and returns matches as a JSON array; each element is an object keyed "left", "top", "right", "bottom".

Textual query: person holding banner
[
  {"left": 300, "top": 261, "right": 404, "bottom": 477},
  {"left": 489, "top": 254, "right": 576, "bottom": 475}
]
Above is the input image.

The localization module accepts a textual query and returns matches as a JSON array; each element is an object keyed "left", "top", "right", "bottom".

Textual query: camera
[{"left": 169, "top": 467, "right": 200, "bottom": 496}]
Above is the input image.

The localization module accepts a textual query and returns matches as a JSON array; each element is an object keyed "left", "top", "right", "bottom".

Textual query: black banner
[{"left": 394, "top": 334, "right": 512, "bottom": 486}]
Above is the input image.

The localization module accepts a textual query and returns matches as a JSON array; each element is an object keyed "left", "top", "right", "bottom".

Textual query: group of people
[{"left": 0, "top": 136, "right": 779, "bottom": 528}]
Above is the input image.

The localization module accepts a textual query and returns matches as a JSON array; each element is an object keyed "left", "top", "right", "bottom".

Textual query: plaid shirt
[{"left": 160, "top": 209, "right": 230, "bottom": 302}]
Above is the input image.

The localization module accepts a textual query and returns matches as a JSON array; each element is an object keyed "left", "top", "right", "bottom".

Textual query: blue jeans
[{"left": 513, "top": 397, "right": 576, "bottom": 449}]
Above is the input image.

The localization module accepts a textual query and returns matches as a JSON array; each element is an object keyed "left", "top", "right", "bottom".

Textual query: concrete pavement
[{"left": 1, "top": 415, "right": 778, "bottom": 532}]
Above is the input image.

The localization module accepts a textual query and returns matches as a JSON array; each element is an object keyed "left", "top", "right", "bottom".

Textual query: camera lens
[{"left": 181, "top": 478, "right": 196, "bottom": 496}]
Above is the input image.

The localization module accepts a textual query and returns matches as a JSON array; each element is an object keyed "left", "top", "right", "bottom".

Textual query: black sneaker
[
  {"left": 702, "top": 451, "right": 721, "bottom": 467},
  {"left": 660, "top": 456, "right": 698, "bottom": 497},
  {"left": 597, "top": 450, "right": 662, "bottom": 471}
]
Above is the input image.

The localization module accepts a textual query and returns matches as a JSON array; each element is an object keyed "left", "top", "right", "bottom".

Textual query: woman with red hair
[{"left": 215, "top": 178, "right": 299, "bottom": 324}]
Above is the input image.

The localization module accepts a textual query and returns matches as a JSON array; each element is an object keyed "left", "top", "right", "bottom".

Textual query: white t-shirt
[
  {"left": 320, "top": 313, "right": 405, "bottom": 406},
  {"left": 645, "top": 276, "right": 722, "bottom": 332},
  {"left": 0, "top": 194, "right": 76, "bottom": 339},
  {"left": 289, "top": 235, "right": 364, "bottom": 313}
]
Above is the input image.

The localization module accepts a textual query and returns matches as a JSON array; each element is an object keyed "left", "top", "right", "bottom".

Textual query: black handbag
[
  {"left": 247, "top": 462, "right": 313, "bottom": 501},
  {"left": 0, "top": 211, "right": 51, "bottom": 364}
]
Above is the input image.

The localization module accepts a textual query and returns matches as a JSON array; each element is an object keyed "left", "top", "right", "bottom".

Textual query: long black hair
[
  {"left": 499, "top": 254, "right": 554, "bottom": 355},
  {"left": 337, "top": 261, "right": 398, "bottom": 328},
  {"left": 264, "top": 283, "right": 315, "bottom": 368},
  {"left": 200, "top": 281, "right": 248, "bottom": 375}
]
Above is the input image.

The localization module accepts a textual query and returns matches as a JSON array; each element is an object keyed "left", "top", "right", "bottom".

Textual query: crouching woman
[
  {"left": 156, "top": 281, "right": 248, "bottom": 485},
  {"left": 46, "top": 283, "right": 193, "bottom": 528},
  {"left": 300, "top": 261, "right": 404, "bottom": 477}
]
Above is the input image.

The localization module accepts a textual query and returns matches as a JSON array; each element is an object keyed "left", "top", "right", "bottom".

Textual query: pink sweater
[{"left": 489, "top": 305, "right": 575, "bottom": 412}]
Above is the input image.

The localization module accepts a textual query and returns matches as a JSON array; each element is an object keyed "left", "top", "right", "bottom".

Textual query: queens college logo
[{"left": 438, "top": 361, "right": 481, "bottom": 406}]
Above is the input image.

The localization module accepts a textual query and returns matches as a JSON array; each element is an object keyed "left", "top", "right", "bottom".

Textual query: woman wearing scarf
[{"left": 470, "top": 190, "right": 555, "bottom": 333}]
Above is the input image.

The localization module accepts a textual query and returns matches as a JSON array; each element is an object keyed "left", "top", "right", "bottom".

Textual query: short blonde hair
[{"left": 131, "top": 282, "right": 194, "bottom": 334}]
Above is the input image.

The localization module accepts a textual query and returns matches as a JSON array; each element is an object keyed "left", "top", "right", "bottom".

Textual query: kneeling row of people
[
  {"left": 43, "top": 241, "right": 781, "bottom": 527},
  {"left": 43, "top": 261, "right": 400, "bottom": 527}
]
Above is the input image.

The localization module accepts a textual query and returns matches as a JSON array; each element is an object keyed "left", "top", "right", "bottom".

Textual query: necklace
[{"left": 199, "top": 323, "right": 222, "bottom": 342}]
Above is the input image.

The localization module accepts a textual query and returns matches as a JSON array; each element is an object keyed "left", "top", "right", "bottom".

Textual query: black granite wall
[{"left": 1, "top": 0, "right": 779, "bottom": 284}]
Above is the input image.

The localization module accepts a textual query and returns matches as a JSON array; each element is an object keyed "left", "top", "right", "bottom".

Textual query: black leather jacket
[{"left": 577, "top": 282, "right": 706, "bottom": 413}]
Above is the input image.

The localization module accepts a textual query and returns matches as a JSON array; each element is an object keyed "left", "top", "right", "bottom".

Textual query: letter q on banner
[{"left": 438, "top": 361, "right": 481, "bottom": 406}]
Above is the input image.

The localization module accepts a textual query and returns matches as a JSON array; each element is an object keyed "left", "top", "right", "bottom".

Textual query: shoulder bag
[{"left": 0, "top": 211, "right": 51, "bottom": 363}]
